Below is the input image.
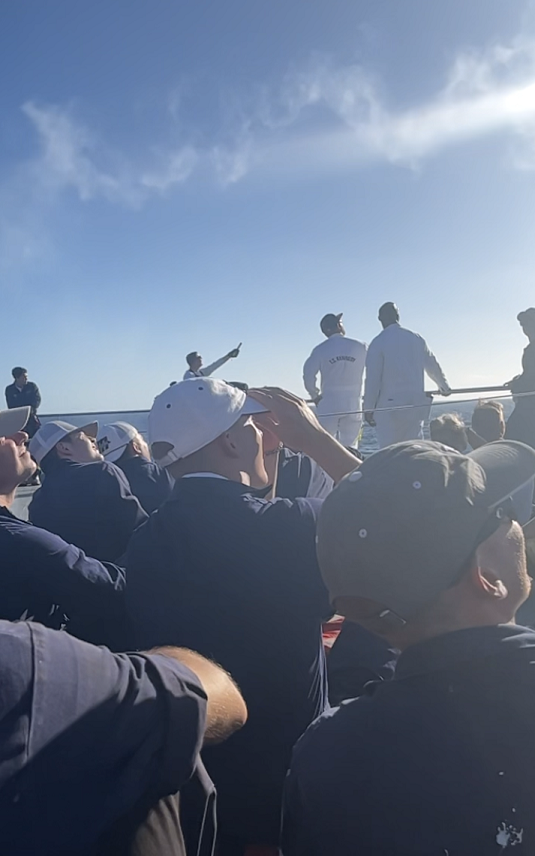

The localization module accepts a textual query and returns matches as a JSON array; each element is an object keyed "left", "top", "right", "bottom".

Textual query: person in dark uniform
[
  {"left": 0, "top": 406, "right": 126, "bottom": 647},
  {"left": 284, "top": 439, "right": 535, "bottom": 856},
  {"left": 0, "top": 619, "right": 246, "bottom": 856},
  {"left": 5, "top": 366, "right": 41, "bottom": 437},
  {"left": 123, "top": 379, "right": 359, "bottom": 855},
  {"left": 98, "top": 422, "right": 173, "bottom": 515},
  {"left": 28, "top": 420, "right": 147, "bottom": 562},
  {"left": 506, "top": 308, "right": 535, "bottom": 449}
]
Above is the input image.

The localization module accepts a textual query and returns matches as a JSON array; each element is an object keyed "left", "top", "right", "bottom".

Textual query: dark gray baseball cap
[
  {"left": 320, "top": 313, "right": 343, "bottom": 335},
  {"left": 317, "top": 440, "right": 535, "bottom": 621}
]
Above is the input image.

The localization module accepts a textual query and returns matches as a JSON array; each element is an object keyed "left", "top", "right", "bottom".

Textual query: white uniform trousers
[
  {"left": 316, "top": 395, "right": 362, "bottom": 448},
  {"left": 374, "top": 405, "right": 429, "bottom": 448}
]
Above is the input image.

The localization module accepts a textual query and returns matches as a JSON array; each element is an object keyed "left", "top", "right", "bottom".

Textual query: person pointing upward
[{"left": 183, "top": 344, "right": 242, "bottom": 380}]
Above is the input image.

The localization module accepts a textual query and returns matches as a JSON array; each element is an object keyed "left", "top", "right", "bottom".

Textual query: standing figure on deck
[
  {"left": 5, "top": 367, "right": 41, "bottom": 438},
  {"left": 183, "top": 344, "right": 242, "bottom": 380},
  {"left": 505, "top": 308, "right": 535, "bottom": 449},
  {"left": 303, "top": 313, "right": 367, "bottom": 448},
  {"left": 363, "top": 302, "right": 450, "bottom": 448}
]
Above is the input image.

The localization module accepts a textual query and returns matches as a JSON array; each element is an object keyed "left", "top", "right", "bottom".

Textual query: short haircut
[
  {"left": 186, "top": 352, "right": 199, "bottom": 367},
  {"left": 378, "top": 302, "right": 399, "bottom": 322},
  {"left": 429, "top": 413, "right": 468, "bottom": 453},
  {"left": 471, "top": 400, "right": 505, "bottom": 442},
  {"left": 12, "top": 366, "right": 27, "bottom": 379}
]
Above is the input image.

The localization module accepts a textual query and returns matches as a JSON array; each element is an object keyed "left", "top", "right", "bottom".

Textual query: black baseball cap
[
  {"left": 317, "top": 440, "right": 535, "bottom": 621},
  {"left": 320, "top": 313, "right": 343, "bottom": 335}
]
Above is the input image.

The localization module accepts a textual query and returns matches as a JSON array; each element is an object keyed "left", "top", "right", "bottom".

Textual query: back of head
[
  {"left": 11, "top": 366, "right": 27, "bottom": 380},
  {"left": 429, "top": 414, "right": 468, "bottom": 453},
  {"left": 186, "top": 351, "right": 199, "bottom": 368},
  {"left": 320, "top": 313, "right": 343, "bottom": 337},
  {"left": 378, "top": 302, "right": 400, "bottom": 327},
  {"left": 471, "top": 400, "right": 505, "bottom": 443}
]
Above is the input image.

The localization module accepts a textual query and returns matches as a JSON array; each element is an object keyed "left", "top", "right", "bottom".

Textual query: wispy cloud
[
  {"left": 3, "top": 33, "right": 535, "bottom": 271},
  {"left": 211, "top": 40, "right": 535, "bottom": 182},
  {"left": 22, "top": 100, "right": 198, "bottom": 206}
]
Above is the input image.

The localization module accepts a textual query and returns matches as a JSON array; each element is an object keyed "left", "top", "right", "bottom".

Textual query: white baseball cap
[
  {"left": 29, "top": 420, "right": 99, "bottom": 464},
  {"left": 149, "top": 377, "right": 268, "bottom": 467},
  {"left": 0, "top": 407, "right": 31, "bottom": 438},
  {"left": 98, "top": 422, "right": 139, "bottom": 463}
]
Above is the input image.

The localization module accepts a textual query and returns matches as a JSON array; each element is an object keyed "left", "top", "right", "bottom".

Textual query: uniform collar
[{"left": 395, "top": 624, "right": 535, "bottom": 680}]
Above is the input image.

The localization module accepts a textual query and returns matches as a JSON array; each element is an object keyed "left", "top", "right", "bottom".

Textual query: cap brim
[
  {"left": 469, "top": 441, "right": 535, "bottom": 509},
  {"left": 242, "top": 397, "right": 269, "bottom": 416},
  {"left": 0, "top": 407, "right": 30, "bottom": 437}
]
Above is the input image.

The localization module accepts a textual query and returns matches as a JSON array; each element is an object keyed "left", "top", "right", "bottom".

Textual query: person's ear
[
  {"left": 131, "top": 437, "right": 143, "bottom": 456},
  {"left": 467, "top": 561, "right": 509, "bottom": 601},
  {"left": 55, "top": 441, "right": 72, "bottom": 461}
]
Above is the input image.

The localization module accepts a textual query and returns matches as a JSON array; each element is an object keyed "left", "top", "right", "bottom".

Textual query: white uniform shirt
[
  {"left": 303, "top": 334, "right": 367, "bottom": 403},
  {"left": 183, "top": 353, "right": 231, "bottom": 381},
  {"left": 363, "top": 324, "right": 449, "bottom": 411}
]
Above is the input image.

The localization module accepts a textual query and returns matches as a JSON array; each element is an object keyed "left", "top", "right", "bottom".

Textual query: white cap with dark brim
[
  {"left": 29, "top": 420, "right": 99, "bottom": 465},
  {"left": 149, "top": 377, "right": 268, "bottom": 468}
]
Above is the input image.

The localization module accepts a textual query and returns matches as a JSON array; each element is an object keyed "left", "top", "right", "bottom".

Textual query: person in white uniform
[
  {"left": 363, "top": 302, "right": 450, "bottom": 448},
  {"left": 303, "top": 313, "right": 367, "bottom": 448},
  {"left": 183, "top": 344, "right": 241, "bottom": 380}
]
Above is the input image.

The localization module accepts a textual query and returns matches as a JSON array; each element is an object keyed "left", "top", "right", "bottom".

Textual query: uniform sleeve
[
  {"left": 303, "top": 347, "right": 321, "bottom": 399},
  {"left": 0, "top": 622, "right": 207, "bottom": 851},
  {"left": 28, "top": 625, "right": 207, "bottom": 794},
  {"left": 30, "top": 383, "right": 41, "bottom": 410},
  {"left": 423, "top": 342, "right": 449, "bottom": 391},
  {"left": 5, "top": 385, "right": 14, "bottom": 409},
  {"left": 183, "top": 370, "right": 196, "bottom": 380},
  {"left": 200, "top": 353, "right": 231, "bottom": 377},
  {"left": 3, "top": 520, "right": 126, "bottom": 618},
  {"left": 363, "top": 339, "right": 383, "bottom": 411},
  {"left": 510, "top": 345, "right": 535, "bottom": 393}
]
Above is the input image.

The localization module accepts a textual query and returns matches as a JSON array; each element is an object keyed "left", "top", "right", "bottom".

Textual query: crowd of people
[{"left": 2, "top": 307, "right": 535, "bottom": 855}]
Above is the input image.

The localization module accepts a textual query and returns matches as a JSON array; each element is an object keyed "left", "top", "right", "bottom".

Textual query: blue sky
[{"left": 2, "top": 0, "right": 535, "bottom": 412}]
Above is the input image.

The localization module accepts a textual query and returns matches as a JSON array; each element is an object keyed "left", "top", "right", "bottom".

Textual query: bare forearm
[
  {"left": 150, "top": 647, "right": 247, "bottom": 744},
  {"left": 302, "top": 430, "right": 359, "bottom": 483}
]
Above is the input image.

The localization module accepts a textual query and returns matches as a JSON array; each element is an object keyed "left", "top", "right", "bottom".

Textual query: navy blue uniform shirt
[
  {"left": 0, "top": 620, "right": 208, "bottom": 856},
  {"left": 0, "top": 505, "right": 126, "bottom": 647},
  {"left": 125, "top": 476, "right": 332, "bottom": 846},
  {"left": 116, "top": 454, "right": 174, "bottom": 515},
  {"left": 283, "top": 624, "right": 535, "bottom": 856},
  {"left": 29, "top": 459, "right": 148, "bottom": 561}
]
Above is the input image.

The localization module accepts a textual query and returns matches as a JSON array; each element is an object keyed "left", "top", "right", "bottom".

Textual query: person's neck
[{"left": 0, "top": 491, "right": 16, "bottom": 508}]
